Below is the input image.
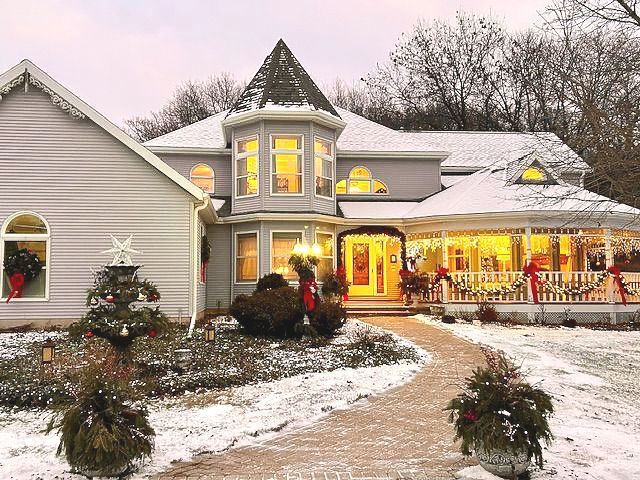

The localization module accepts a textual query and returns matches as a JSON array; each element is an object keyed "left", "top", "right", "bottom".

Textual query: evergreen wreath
[
  {"left": 201, "top": 235, "right": 211, "bottom": 263},
  {"left": 3, "top": 248, "right": 43, "bottom": 280}
]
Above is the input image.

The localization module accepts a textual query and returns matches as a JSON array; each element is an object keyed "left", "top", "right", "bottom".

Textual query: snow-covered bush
[{"left": 230, "top": 287, "right": 305, "bottom": 338}]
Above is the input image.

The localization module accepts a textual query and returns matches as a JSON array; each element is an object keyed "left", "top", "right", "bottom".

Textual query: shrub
[
  {"left": 445, "top": 348, "right": 554, "bottom": 469},
  {"left": 320, "top": 271, "right": 350, "bottom": 300},
  {"left": 256, "top": 273, "right": 289, "bottom": 292},
  {"left": 46, "top": 356, "right": 154, "bottom": 476},
  {"left": 230, "top": 287, "right": 305, "bottom": 338},
  {"left": 476, "top": 300, "right": 498, "bottom": 324},
  {"left": 311, "top": 301, "right": 347, "bottom": 336},
  {"left": 441, "top": 315, "right": 456, "bottom": 324}
]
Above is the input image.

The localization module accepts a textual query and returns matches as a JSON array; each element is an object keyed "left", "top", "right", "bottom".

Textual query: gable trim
[{"left": 0, "top": 59, "right": 206, "bottom": 201}]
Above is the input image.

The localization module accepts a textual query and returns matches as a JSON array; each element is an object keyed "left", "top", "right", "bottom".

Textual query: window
[
  {"left": 190, "top": 164, "right": 214, "bottom": 193},
  {"left": 521, "top": 167, "right": 547, "bottom": 182},
  {"left": 235, "top": 232, "right": 258, "bottom": 282},
  {"left": 316, "top": 232, "right": 334, "bottom": 281},
  {"left": 1, "top": 212, "right": 49, "bottom": 300},
  {"left": 271, "top": 232, "right": 303, "bottom": 281},
  {"left": 336, "top": 166, "right": 389, "bottom": 195},
  {"left": 271, "top": 135, "right": 303, "bottom": 194},
  {"left": 236, "top": 136, "right": 259, "bottom": 197},
  {"left": 314, "top": 137, "right": 334, "bottom": 198}
]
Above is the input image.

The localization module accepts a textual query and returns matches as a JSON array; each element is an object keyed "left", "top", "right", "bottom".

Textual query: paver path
[{"left": 157, "top": 317, "right": 484, "bottom": 480}]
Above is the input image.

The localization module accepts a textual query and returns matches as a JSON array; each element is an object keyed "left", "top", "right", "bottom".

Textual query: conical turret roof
[{"left": 226, "top": 39, "right": 340, "bottom": 119}]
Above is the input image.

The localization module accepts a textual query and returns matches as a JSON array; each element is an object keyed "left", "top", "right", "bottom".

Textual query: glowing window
[
  {"left": 316, "top": 232, "right": 334, "bottom": 281},
  {"left": 314, "top": 137, "right": 334, "bottom": 198},
  {"left": 336, "top": 166, "right": 389, "bottom": 195},
  {"left": 1, "top": 212, "right": 50, "bottom": 300},
  {"left": 521, "top": 167, "right": 547, "bottom": 183},
  {"left": 271, "top": 232, "right": 303, "bottom": 281},
  {"left": 190, "top": 164, "right": 214, "bottom": 193},
  {"left": 271, "top": 135, "right": 303, "bottom": 194},
  {"left": 236, "top": 232, "right": 258, "bottom": 282},
  {"left": 236, "top": 136, "right": 259, "bottom": 197}
]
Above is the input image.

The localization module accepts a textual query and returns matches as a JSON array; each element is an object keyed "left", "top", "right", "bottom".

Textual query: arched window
[
  {"left": 336, "top": 166, "right": 389, "bottom": 195},
  {"left": 1, "top": 212, "right": 50, "bottom": 300},
  {"left": 190, "top": 164, "right": 214, "bottom": 193}
]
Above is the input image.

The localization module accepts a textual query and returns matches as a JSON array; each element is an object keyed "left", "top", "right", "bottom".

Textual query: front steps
[{"left": 344, "top": 298, "right": 415, "bottom": 317}]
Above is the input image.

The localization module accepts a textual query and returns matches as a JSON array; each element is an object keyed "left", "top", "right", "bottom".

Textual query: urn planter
[{"left": 476, "top": 446, "right": 530, "bottom": 478}]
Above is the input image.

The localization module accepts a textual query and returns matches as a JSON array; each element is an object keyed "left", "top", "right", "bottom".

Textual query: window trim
[
  {"left": 337, "top": 166, "right": 390, "bottom": 196},
  {"left": 198, "top": 221, "right": 207, "bottom": 286},
  {"left": 190, "top": 163, "right": 215, "bottom": 194},
  {"left": 314, "top": 136, "right": 335, "bottom": 200},
  {"left": 0, "top": 211, "right": 51, "bottom": 302},
  {"left": 315, "top": 230, "right": 335, "bottom": 281},
  {"left": 235, "top": 134, "right": 260, "bottom": 199},
  {"left": 269, "top": 134, "right": 304, "bottom": 197},
  {"left": 270, "top": 230, "right": 305, "bottom": 283},
  {"left": 234, "top": 230, "right": 259, "bottom": 284}
]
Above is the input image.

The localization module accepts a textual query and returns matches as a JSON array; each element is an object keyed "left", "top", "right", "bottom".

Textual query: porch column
[
  {"left": 525, "top": 227, "right": 534, "bottom": 304},
  {"left": 605, "top": 228, "right": 615, "bottom": 304},
  {"left": 441, "top": 230, "right": 449, "bottom": 304}
]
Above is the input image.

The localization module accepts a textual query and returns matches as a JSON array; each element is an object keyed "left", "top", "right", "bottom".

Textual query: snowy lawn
[
  {"left": 415, "top": 315, "right": 640, "bottom": 480},
  {"left": 0, "top": 320, "right": 429, "bottom": 479}
]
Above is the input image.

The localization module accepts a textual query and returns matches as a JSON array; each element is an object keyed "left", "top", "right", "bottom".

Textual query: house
[{"left": 2, "top": 40, "right": 640, "bottom": 327}]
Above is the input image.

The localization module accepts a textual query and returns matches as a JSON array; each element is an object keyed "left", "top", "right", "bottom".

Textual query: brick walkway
[{"left": 156, "top": 317, "right": 484, "bottom": 480}]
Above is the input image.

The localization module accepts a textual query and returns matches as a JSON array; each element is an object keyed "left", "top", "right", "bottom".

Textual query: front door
[{"left": 345, "top": 237, "right": 386, "bottom": 296}]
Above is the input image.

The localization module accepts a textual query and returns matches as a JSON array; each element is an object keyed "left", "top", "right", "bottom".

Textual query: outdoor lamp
[
  {"left": 292, "top": 241, "right": 305, "bottom": 255},
  {"left": 41, "top": 337, "right": 56, "bottom": 365},
  {"left": 204, "top": 323, "right": 216, "bottom": 343},
  {"left": 311, "top": 243, "right": 322, "bottom": 258}
]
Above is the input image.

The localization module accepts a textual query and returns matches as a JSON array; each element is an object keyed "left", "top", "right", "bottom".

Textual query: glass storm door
[{"left": 346, "top": 238, "right": 385, "bottom": 296}]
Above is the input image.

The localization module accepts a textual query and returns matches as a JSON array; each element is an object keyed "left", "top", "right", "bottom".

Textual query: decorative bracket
[
  {"left": 0, "top": 74, "right": 25, "bottom": 101},
  {"left": 29, "top": 75, "right": 86, "bottom": 119}
]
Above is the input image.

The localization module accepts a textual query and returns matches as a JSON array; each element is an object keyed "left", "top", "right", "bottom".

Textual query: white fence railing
[{"left": 421, "top": 270, "right": 640, "bottom": 304}]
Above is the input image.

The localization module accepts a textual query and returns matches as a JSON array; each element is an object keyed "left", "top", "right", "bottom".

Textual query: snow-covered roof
[
  {"left": 144, "top": 110, "right": 228, "bottom": 150},
  {"left": 339, "top": 201, "right": 419, "bottom": 219},
  {"left": 404, "top": 168, "right": 636, "bottom": 219},
  {"left": 226, "top": 39, "right": 340, "bottom": 120},
  {"left": 402, "top": 131, "right": 591, "bottom": 172}
]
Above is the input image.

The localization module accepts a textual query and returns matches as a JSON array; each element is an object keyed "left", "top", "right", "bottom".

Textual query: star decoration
[{"left": 101, "top": 235, "right": 141, "bottom": 266}]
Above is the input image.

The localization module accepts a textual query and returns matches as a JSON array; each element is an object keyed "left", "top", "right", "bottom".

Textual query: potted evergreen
[{"left": 445, "top": 348, "right": 554, "bottom": 479}]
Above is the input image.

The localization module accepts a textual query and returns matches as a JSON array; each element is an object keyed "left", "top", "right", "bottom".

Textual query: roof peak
[{"left": 226, "top": 39, "right": 340, "bottom": 120}]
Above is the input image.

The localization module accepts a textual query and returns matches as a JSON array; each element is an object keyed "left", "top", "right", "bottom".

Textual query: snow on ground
[
  {"left": 0, "top": 321, "right": 429, "bottom": 479},
  {"left": 416, "top": 315, "right": 640, "bottom": 480},
  {"left": 0, "top": 330, "right": 67, "bottom": 360}
]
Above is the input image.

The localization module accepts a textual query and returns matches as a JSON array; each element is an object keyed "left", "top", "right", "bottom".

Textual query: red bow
[
  {"left": 336, "top": 266, "right": 348, "bottom": 301},
  {"left": 436, "top": 266, "right": 449, "bottom": 279},
  {"left": 523, "top": 262, "right": 540, "bottom": 304},
  {"left": 201, "top": 260, "right": 208, "bottom": 283},
  {"left": 6, "top": 272, "right": 25, "bottom": 303},
  {"left": 607, "top": 266, "right": 626, "bottom": 305},
  {"left": 300, "top": 278, "right": 318, "bottom": 313}
]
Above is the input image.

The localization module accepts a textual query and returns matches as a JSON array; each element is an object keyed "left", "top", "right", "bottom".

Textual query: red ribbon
[
  {"left": 523, "top": 262, "right": 540, "bottom": 304},
  {"left": 6, "top": 272, "right": 25, "bottom": 303},
  {"left": 300, "top": 278, "right": 318, "bottom": 313},
  {"left": 436, "top": 266, "right": 449, "bottom": 279},
  {"left": 336, "top": 265, "right": 349, "bottom": 302},
  {"left": 201, "top": 260, "right": 208, "bottom": 283},
  {"left": 607, "top": 266, "right": 626, "bottom": 305}
]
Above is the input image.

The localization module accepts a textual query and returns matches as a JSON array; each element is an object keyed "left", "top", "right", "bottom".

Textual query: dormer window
[
  {"left": 521, "top": 167, "right": 547, "bottom": 182},
  {"left": 271, "top": 135, "right": 303, "bottom": 194},
  {"left": 314, "top": 137, "right": 334, "bottom": 198},
  {"left": 190, "top": 164, "right": 214, "bottom": 193},
  {"left": 336, "top": 166, "right": 389, "bottom": 195},
  {"left": 236, "top": 136, "right": 259, "bottom": 197}
]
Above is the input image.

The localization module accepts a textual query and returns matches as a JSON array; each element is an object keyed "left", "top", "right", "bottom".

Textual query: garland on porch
[{"left": 337, "top": 226, "right": 407, "bottom": 270}]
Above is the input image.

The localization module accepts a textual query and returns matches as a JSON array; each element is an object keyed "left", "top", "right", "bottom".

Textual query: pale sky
[{"left": 1, "top": 0, "right": 549, "bottom": 125}]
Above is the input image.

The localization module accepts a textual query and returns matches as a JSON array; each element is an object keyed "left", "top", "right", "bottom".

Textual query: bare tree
[
  {"left": 546, "top": 0, "right": 640, "bottom": 31},
  {"left": 125, "top": 73, "right": 244, "bottom": 142}
]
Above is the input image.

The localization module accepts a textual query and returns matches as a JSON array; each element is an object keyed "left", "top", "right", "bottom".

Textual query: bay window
[
  {"left": 236, "top": 136, "right": 259, "bottom": 197},
  {"left": 314, "top": 137, "right": 334, "bottom": 198},
  {"left": 235, "top": 232, "right": 258, "bottom": 282},
  {"left": 316, "top": 232, "right": 334, "bottom": 281},
  {"left": 271, "top": 135, "right": 303, "bottom": 194},
  {"left": 271, "top": 231, "right": 303, "bottom": 281}
]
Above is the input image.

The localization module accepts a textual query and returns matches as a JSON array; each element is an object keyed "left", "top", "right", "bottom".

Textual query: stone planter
[{"left": 476, "top": 447, "right": 530, "bottom": 478}]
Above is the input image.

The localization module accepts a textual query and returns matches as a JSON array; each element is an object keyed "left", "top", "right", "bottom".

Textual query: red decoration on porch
[
  {"left": 523, "top": 262, "right": 541, "bottom": 304},
  {"left": 148, "top": 329, "right": 157, "bottom": 338},
  {"left": 607, "top": 265, "right": 627, "bottom": 305},
  {"left": 436, "top": 266, "right": 450, "bottom": 280},
  {"left": 201, "top": 260, "right": 208, "bottom": 283},
  {"left": 336, "top": 265, "right": 349, "bottom": 301},
  {"left": 5, "top": 272, "right": 25, "bottom": 303},
  {"left": 300, "top": 278, "right": 318, "bottom": 313}
]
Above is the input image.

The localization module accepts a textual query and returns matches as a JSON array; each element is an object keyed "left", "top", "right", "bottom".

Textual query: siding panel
[
  {"left": 156, "top": 153, "right": 232, "bottom": 196},
  {"left": 0, "top": 88, "right": 193, "bottom": 324}
]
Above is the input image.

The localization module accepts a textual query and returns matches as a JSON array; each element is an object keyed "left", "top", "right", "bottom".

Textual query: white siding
[{"left": 0, "top": 87, "right": 194, "bottom": 324}]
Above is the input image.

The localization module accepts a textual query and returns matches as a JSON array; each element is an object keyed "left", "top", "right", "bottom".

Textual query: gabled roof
[
  {"left": 402, "top": 131, "right": 591, "bottom": 172},
  {"left": 0, "top": 59, "right": 206, "bottom": 201},
  {"left": 144, "top": 110, "right": 228, "bottom": 151},
  {"left": 226, "top": 39, "right": 340, "bottom": 119}
]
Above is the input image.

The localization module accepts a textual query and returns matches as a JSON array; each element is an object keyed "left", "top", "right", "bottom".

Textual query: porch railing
[{"left": 421, "top": 271, "right": 640, "bottom": 304}]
